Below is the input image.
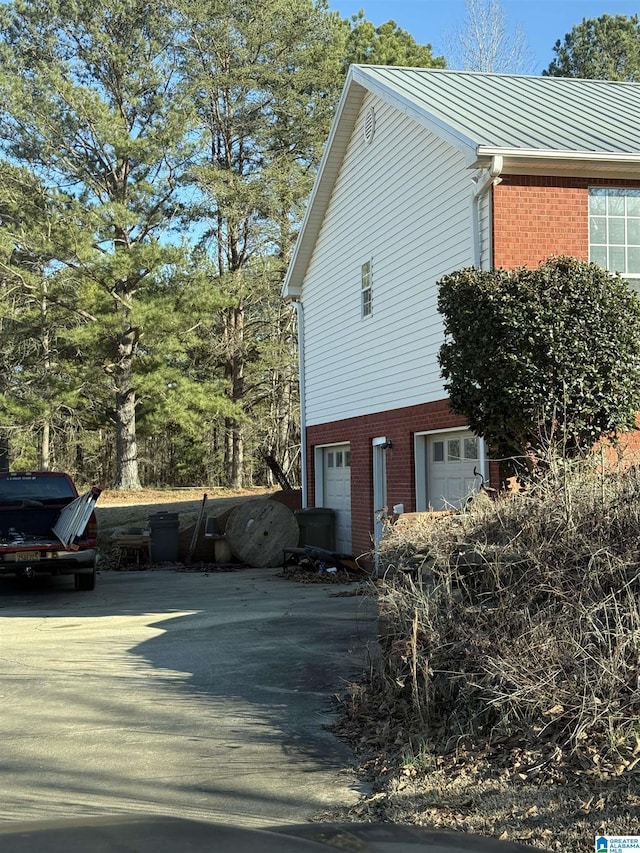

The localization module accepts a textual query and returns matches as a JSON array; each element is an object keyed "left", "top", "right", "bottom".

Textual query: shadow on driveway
[{"left": 0, "top": 569, "right": 377, "bottom": 826}]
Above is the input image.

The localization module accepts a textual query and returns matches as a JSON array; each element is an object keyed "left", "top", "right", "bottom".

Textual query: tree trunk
[
  {"left": 41, "top": 419, "right": 50, "bottom": 471},
  {"left": 277, "top": 374, "right": 295, "bottom": 480},
  {"left": 224, "top": 418, "right": 244, "bottom": 489},
  {"left": 0, "top": 432, "right": 9, "bottom": 473},
  {"left": 75, "top": 440, "right": 84, "bottom": 482},
  {"left": 231, "top": 419, "right": 243, "bottom": 489},
  {"left": 114, "top": 324, "right": 141, "bottom": 490},
  {"left": 40, "top": 283, "right": 51, "bottom": 471},
  {"left": 278, "top": 307, "right": 298, "bottom": 480},
  {"left": 223, "top": 303, "right": 245, "bottom": 489}
]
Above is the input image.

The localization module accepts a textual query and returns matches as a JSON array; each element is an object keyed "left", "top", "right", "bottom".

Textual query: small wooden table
[{"left": 112, "top": 529, "right": 150, "bottom": 568}]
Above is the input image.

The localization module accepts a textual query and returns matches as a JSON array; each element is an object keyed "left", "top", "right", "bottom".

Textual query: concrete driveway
[{"left": 0, "top": 568, "right": 376, "bottom": 828}]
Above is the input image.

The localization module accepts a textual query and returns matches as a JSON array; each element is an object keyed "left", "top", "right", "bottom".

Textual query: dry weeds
[{"left": 335, "top": 455, "right": 640, "bottom": 850}]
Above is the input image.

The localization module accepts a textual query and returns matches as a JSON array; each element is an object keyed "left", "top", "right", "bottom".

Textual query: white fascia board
[
  {"left": 350, "top": 65, "right": 479, "bottom": 167},
  {"left": 475, "top": 145, "right": 640, "bottom": 173},
  {"left": 282, "top": 71, "right": 366, "bottom": 301},
  {"left": 478, "top": 145, "right": 640, "bottom": 162}
]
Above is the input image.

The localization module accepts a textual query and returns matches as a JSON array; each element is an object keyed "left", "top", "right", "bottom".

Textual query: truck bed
[
  {"left": 0, "top": 473, "right": 99, "bottom": 589},
  {"left": 0, "top": 507, "right": 62, "bottom": 547}
]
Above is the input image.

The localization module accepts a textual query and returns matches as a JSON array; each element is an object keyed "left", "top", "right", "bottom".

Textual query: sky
[{"left": 328, "top": 0, "right": 640, "bottom": 73}]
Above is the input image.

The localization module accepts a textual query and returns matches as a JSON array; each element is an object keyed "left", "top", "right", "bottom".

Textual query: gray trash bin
[
  {"left": 294, "top": 507, "right": 335, "bottom": 550},
  {"left": 148, "top": 512, "right": 180, "bottom": 562}
]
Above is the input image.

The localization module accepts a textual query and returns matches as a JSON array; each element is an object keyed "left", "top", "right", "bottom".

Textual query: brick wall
[
  {"left": 493, "top": 173, "right": 640, "bottom": 476},
  {"left": 307, "top": 175, "right": 640, "bottom": 557},
  {"left": 307, "top": 400, "right": 467, "bottom": 556},
  {"left": 493, "top": 175, "right": 640, "bottom": 269}
]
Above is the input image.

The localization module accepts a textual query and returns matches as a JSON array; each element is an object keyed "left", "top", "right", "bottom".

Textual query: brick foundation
[{"left": 306, "top": 399, "right": 468, "bottom": 556}]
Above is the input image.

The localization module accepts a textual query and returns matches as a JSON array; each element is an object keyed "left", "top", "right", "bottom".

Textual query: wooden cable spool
[{"left": 224, "top": 499, "right": 299, "bottom": 568}]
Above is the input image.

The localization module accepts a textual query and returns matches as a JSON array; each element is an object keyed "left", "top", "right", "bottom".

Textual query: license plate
[{"left": 15, "top": 551, "right": 40, "bottom": 562}]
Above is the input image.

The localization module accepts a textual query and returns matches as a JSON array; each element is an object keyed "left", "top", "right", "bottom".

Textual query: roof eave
[
  {"left": 282, "top": 70, "right": 366, "bottom": 301},
  {"left": 350, "top": 65, "right": 479, "bottom": 166},
  {"left": 474, "top": 146, "right": 640, "bottom": 178}
]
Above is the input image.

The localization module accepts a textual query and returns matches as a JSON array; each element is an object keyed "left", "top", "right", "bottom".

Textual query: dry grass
[
  {"left": 335, "top": 456, "right": 640, "bottom": 849},
  {"left": 95, "top": 486, "right": 271, "bottom": 555},
  {"left": 341, "top": 768, "right": 640, "bottom": 851}
]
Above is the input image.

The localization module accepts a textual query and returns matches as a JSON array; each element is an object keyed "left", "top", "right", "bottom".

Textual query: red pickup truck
[{"left": 0, "top": 471, "right": 99, "bottom": 590}]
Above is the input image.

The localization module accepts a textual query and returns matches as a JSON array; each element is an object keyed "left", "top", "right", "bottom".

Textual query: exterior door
[
  {"left": 372, "top": 437, "right": 388, "bottom": 550},
  {"left": 427, "top": 431, "right": 482, "bottom": 509},
  {"left": 322, "top": 444, "right": 352, "bottom": 553}
]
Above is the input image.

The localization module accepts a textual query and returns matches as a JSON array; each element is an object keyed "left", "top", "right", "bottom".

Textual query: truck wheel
[{"left": 75, "top": 566, "right": 96, "bottom": 591}]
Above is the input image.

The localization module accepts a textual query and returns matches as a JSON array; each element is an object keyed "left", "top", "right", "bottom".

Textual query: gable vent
[{"left": 363, "top": 107, "right": 376, "bottom": 144}]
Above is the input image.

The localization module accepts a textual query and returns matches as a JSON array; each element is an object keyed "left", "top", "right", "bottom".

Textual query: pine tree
[
  {"left": 177, "top": 0, "right": 345, "bottom": 487},
  {"left": 0, "top": 0, "right": 195, "bottom": 487}
]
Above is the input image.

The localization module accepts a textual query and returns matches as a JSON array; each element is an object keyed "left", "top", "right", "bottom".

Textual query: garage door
[
  {"left": 323, "top": 444, "right": 352, "bottom": 554},
  {"left": 427, "top": 431, "right": 482, "bottom": 510}
]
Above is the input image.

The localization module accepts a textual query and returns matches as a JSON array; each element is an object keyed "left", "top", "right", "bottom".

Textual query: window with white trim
[
  {"left": 361, "top": 260, "right": 372, "bottom": 318},
  {"left": 589, "top": 188, "right": 640, "bottom": 293}
]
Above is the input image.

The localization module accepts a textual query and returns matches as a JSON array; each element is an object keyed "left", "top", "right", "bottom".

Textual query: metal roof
[
  {"left": 355, "top": 66, "right": 640, "bottom": 156},
  {"left": 283, "top": 67, "right": 640, "bottom": 299}
]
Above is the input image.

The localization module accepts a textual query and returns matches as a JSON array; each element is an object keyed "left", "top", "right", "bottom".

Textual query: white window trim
[
  {"left": 588, "top": 186, "right": 640, "bottom": 288},
  {"left": 361, "top": 259, "right": 372, "bottom": 319}
]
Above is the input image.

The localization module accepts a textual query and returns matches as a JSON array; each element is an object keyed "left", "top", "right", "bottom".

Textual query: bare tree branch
[{"left": 444, "top": 0, "right": 536, "bottom": 74}]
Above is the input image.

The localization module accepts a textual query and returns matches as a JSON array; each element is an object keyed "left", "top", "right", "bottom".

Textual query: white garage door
[
  {"left": 427, "top": 431, "right": 482, "bottom": 510},
  {"left": 323, "top": 444, "right": 352, "bottom": 554}
]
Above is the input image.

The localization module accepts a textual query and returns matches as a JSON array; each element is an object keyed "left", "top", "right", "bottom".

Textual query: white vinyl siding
[{"left": 301, "top": 94, "right": 474, "bottom": 427}]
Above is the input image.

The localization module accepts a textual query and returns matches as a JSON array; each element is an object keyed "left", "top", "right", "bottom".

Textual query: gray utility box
[
  {"left": 148, "top": 512, "right": 180, "bottom": 562},
  {"left": 294, "top": 507, "right": 335, "bottom": 551}
]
